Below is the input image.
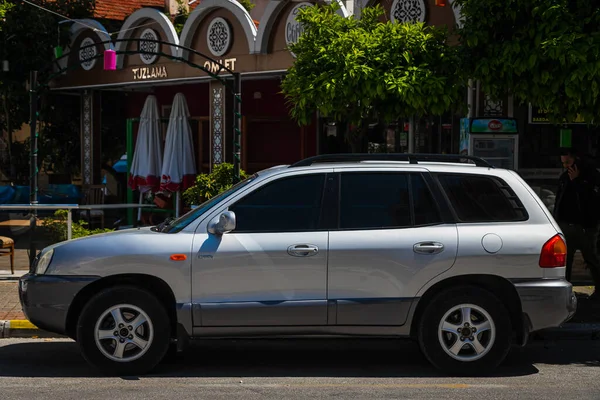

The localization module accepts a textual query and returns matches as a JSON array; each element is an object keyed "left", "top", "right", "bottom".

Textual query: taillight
[{"left": 539, "top": 234, "right": 567, "bottom": 268}]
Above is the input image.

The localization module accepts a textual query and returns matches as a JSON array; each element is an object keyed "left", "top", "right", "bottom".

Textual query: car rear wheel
[
  {"left": 76, "top": 286, "right": 171, "bottom": 376},
  {"left": 417, "top": 286, "right": 512, "bottom": 375}
]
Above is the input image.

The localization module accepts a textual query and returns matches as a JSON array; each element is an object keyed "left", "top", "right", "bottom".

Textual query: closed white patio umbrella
[
  {"left": 159, "top": 93, "right": 197, "bottom": 217},
  {"left": 128, "top": 95, "right": 163, "bottom": 222}
]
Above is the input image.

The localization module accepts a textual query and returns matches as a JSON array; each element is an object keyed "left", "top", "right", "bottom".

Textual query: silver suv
[{"left": 19, "top": 154, "right": 577, "bottom": 376}]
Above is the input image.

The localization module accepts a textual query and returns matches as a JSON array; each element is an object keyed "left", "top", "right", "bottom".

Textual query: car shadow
[{"left": 0, "top": 337, "right": 597, "bottom": 379}]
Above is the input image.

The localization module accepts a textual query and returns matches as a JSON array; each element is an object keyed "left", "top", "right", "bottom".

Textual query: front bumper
[
  {"left": 19, "top": 273, "right": 99, "bottom": 336},
  {"left": 514, "top": 279, "right": 577, "bottom": 333}
]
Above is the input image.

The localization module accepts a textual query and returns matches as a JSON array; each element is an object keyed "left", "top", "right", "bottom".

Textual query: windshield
[{"left": 162, "top": 174, "right": 257, "bottom": 233}]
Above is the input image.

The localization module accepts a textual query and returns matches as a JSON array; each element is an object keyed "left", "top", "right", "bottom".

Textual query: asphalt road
[{"left": 0, "top": 337, "right": 598, "bottom": 399}]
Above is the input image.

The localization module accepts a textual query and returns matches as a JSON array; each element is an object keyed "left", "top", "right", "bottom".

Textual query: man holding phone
[{"left": 553, "top": 148, "right": 600, "bottom": 300}]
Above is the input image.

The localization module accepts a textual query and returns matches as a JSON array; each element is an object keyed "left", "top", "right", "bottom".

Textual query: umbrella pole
[
  {"left": 137, "top": 192, "right": 143, "bottom": 225},
  {"left": 175, "top": 191, "right": 181, "bottom": 218}
]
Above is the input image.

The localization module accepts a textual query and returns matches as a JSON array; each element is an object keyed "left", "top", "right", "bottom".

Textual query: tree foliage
[
  {"left": 455, "top": 0, "right": 600, "bottom": 124},
  {"left": 182, "top": 163, "right": 248, "bottom": 206},
  {"left": 0, "top": 0, "right": 94, "bottom": 179},
  {"left": 172, "top": 0, "right": 190, "bottom": 35},
  {"left": 238, "top": 0, "right": 255, "bottom": 13},
  {"left": 38, "top": 94, "right": 84, "bottom": 176},
  {"left": 1, "top": 0, "right": 94, "bottom": 129},
  {"left": 43, "top": 209, "right": 113, "bottom": 242},
  {"left": 281, "top": 3, "right": 464, "bottom": 133}
]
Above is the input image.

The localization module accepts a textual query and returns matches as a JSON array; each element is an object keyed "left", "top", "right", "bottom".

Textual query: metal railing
[{"left": 0, "top": 203, "right": 157, "bottom": 240}]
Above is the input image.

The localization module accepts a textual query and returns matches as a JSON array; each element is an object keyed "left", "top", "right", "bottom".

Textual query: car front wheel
[
  {"left": 76, "top": 286, "right": 171, "bottom": 376},
  {"left": 417, "top": 286, "right": 512, "bottom": 375}
]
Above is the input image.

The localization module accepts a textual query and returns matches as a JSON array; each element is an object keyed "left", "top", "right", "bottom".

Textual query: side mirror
[{"left": 208, "top": 211, "right": 236, "bottom": 235}]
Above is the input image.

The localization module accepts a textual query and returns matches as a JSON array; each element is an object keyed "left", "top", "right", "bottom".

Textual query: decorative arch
[
  {"left": 63, "top": 19, "right": 112, "bottom": 71},
  {"left": 255, "top": 0, "right": 350, "bottom": 55},
  {"left": 114, "top": 8, "right": 179, "bottom": 69},
  {"left": 366, "top": 0, "right": 462, "bottom": 27},
  {"left": 179, "top": 0, "right": 258, "bottom": 58},
  {"left": 327, "top": 0, "right": 351, "bottom": 17},
  {"left": 69, "top": 19, "right": 112, "bottom": 50}
]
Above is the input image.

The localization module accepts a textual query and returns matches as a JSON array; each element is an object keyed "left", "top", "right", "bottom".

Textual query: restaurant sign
[
  {"left": 131, "top": 57, "right": 238, "bottom": 81},
  {"left": 203, "top": 58, "right": 237, "bottom": 74},
  {"left": 132, "top": 66, "right": 168, "bottom": 80},
  {"left": 528, "top": 104, "right": 586, "bottom": 124}
]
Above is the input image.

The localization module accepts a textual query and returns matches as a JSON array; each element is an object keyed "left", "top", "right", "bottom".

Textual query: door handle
[
  {"left": 287, "top": 244, "right": 319, "bottom": 257},
  {"left": 413, "top": 242, "right": 445, "bottom": 255}
]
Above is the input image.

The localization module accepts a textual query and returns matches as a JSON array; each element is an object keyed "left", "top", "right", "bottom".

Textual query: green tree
[
  {"left": 238, "top": 0, "right": 255, "bottom": 13},
  {"left": 281, "top": 3, "right": 464, "bottom": 151},
  {"left": 183, "top": 163, "right": 248, "bottom": 205},
  {"left": 0, "top": 0, "right": 94, "bottom": 180},
  {"left": 172, "top": 0, "right": 190, "bottom": 35},
  {"left": 455, "top": 0, "right": 600, "bottom": 124}
]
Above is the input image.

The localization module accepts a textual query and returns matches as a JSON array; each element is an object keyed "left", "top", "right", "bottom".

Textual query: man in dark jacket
[{"left": 553, "top": 148, "right": 600, "bottom": 300}]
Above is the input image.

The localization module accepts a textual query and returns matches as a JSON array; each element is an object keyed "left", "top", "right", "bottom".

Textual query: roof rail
[{"left": 288, "top": 153, "right": 494, "bottom": 168}]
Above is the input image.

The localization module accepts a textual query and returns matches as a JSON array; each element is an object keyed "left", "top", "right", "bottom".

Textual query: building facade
[
  {"left": 47, "top": 0, "right": 462, "bottom": 187},
  {"left": 46, "top": 0, "right": 596, "bottom": 199}
]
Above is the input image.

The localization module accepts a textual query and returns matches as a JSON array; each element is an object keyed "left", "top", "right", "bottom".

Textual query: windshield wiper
[
  {"left": 160, "top": 217, "right": 176, "bottom": 232},
  {"left": 150, "top": 217, "right": 175, "bottom": 232}
]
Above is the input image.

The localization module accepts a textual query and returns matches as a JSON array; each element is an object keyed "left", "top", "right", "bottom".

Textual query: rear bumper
[
  {"left": 514, "top": 279, "right": 577, "bottom": 333},
  {"left": 19, "top": 273, "right": 99, "bottom": 336}
]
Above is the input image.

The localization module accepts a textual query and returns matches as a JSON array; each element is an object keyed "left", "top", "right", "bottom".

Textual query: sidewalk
[{"left": 0, "top": 281, "right": 24, "bottom": 320}]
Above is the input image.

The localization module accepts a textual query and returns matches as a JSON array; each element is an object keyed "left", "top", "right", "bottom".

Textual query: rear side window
[
  {"left": 412, "top": 174, "right": 443, "bottom": 226},
  {"left": 437, "top": 174, "right": 528, "bottom": 222},
  {"left": 340, "top": 173, "right": 411, "bottom": 229},
  {"left": 338, "top": 172, "right": 442, "bottom": 230}
]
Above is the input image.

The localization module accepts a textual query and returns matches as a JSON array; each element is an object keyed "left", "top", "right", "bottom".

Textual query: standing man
[{"left": 553, "top": 148, "right": 600, "bottom": 300}]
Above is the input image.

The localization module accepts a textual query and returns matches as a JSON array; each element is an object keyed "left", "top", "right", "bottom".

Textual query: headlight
[{"left": 35, "top": 249, "right": 54, "bottom": 275}]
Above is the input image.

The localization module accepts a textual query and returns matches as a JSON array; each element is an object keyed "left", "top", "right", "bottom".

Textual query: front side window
[
  {"left": 163, "top": 174, "right": 257, "bottom": 233},
  {"left": 230, "top": 174, "right": 326, "bottom": 233}
]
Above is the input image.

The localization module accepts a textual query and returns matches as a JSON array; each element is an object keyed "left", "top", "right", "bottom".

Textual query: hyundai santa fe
[{"left": 19, "top": 153, "right": 577, "bottom": 376}]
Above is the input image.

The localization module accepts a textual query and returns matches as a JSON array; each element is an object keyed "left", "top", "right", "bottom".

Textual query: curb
[
  {"left": 0, "top": 320, "right": 65, "bottom": 339},
  {"left": 534, "top": 324, "right": 600, "bottom": 341},
  {"left": 1, "top": 319, "right": 599, "bottom": 340},
  {"left": 0, "top": 272, "right": 26, "bottom": 281}
]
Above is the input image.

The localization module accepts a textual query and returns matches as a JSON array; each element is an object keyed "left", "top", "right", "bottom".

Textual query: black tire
[
  {"left": 417, "top": 286, "right": 512, "bottom": 376},
  {"left": 76, "top": 285, "right": 172, "bottom": 376}
]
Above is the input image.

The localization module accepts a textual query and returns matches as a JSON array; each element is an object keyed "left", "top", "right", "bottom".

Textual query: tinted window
[
  {"left": 438, "top": 174, "right": 527, "bottom": 222},
  {"left": 340, "top": 173, "right": 410, "bottom": 229},
  {"left": 412, "top": 174, "right": 442, "bottom": 226},
  {"left": 230, "top": 174, "right": 326, "bottom": 232},
  {"left": 163, "top": 175, "right": 257, "bottom": 233}
]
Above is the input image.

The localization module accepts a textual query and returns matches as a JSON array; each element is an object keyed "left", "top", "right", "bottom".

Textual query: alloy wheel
[
  {"left": 93, "top": 304, "right": 154, "bottom": 363},
  {"left": 437, "top": 303, "right": 496, "bottom": 362}
]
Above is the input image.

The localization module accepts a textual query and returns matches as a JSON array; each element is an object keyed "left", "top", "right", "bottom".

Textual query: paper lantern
[
  {"left": 436, "top": 0, "right": 447, "bottom": 6},
  {"left": 104, "top": 49, "right": 116, "bottom": 71}
]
